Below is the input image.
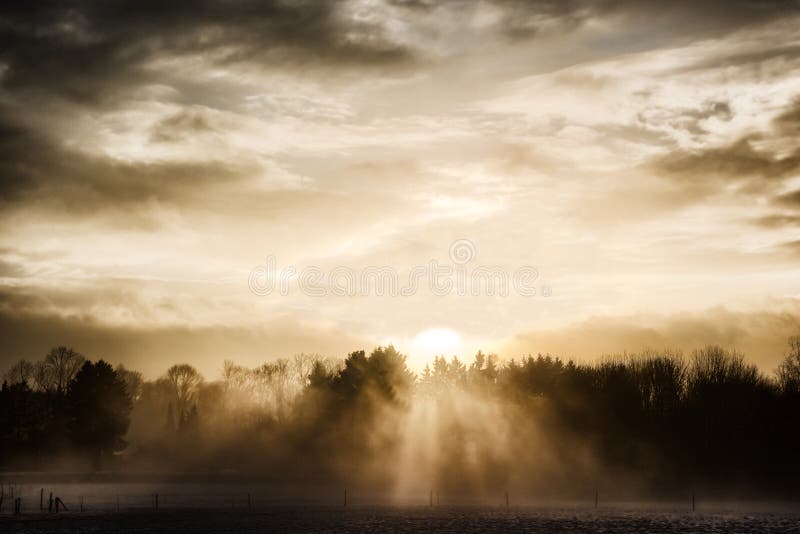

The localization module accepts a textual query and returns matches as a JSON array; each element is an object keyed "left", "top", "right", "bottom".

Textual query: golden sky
[{"left": 1, "top": 1, "right": 800, "bottom": 377}]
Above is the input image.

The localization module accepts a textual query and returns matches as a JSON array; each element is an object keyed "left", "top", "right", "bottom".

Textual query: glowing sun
[{"left": 410, "top": 328, "right": 463, "bottom": 366}]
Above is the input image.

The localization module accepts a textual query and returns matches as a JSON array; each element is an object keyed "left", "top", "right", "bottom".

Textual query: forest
[{"left": 2, "top": 339, "right": 800, "bottom": 499}]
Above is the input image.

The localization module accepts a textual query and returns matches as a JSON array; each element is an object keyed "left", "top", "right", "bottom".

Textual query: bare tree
[
  {"left": 291, "top": 353, "right": 319, "bottom": 392},
  {"left": 44, "top": 346, "right": 85, "bottom": 394},
  {"left": 164, "top": 364, "right": 203, "bottom": 414},
  {"left": 777, "top": 336, "right": 800, "bottom": 395},
  {"left": 31, "top": 361, "right": 53, "bottom": 392},
  {"left": 222, "top": 360, "right": 248, "bottom": 391},
  {"left": 3, "top": 359, "right": 34, "bottom": 385}
]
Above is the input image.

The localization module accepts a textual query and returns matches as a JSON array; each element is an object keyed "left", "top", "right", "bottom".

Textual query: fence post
[
  {"left": 343, "top": 488, "right": 347, "bottom": 507},
  {"left": 429, "top": 489, "right": 433, "bottom": 507},
  {"left": 49, "top": 492, "right": 53, "bottom": 513},
  {"left": 594, "top": 488, "right": 598, "bottom": 509},
  {"left": 505, "top": 490, "right": 509, "bottom": 508},
  {"left": 40, "top": 488, "right": 44, "bottom": 511},
  {"left": 692, "top": 492, "right": 695, "bottom": 512}
]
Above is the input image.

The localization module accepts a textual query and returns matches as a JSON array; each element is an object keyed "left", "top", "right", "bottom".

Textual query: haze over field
[{"left": 2, "top": 1, "right": 800, "bottom": 379}]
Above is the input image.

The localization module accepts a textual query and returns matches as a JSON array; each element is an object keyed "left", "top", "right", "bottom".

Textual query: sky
[{"left": 2, "top": 0, "right": 800, "bottom": 378}]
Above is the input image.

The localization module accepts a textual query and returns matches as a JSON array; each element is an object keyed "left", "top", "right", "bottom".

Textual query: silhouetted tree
[
  {"left": 44, "top": 346, "right": 85, "bottom": 394},
  {"left": 67, "top": 360, "right": 132, "bottom": 465},
  {"left": 31, "top": 360, "right": 53, "bottom": 392},
  {"left": 165, "top": 363, "right": 203, "bottom": 415},
  {"left": 0, "top": 380, "right": 45, "bottom": 465},
  {"left": 777, "top": 336, "right": 800, "bottom": 395},
  {"left": 115, "top": 364, "right": 143, "bottom": 402},
  {"left": 4, "top": 341, "right": 800, "bottom": 493},
  {"left": 3, "top": 359, "right": 34, "bottom": 385}
]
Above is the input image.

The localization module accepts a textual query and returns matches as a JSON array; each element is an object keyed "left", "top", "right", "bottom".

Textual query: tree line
[{"left": 2, "top": 339, "right": 800, "bottom": 496}]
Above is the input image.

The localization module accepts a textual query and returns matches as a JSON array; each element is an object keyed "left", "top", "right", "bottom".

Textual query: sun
[{"left": 410, "top": 328, "right": 463, "bottom": 367}]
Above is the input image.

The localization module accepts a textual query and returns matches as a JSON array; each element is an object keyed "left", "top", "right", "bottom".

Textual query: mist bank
[{"left": 3, "top": 339, "right": 800, "bottom": 499}]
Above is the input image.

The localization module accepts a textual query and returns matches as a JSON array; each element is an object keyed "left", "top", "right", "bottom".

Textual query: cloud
[
  {"left": 779, "top": 239, "right": 800, "bottom": 255},
  {"left": 501, "top": 305, "right": 800, "bottom": 371},
  {"left": 0, "top": 1, "right": 415, "bottom": 105},
  {"left": 0, "top": 305, "right": 370, "bottom": 379},
  {"left": 149, "top": 107, "right": 218, "bottom": 143},
  {"left": 391, "top": 0, "right": 799, "bottom": 42},
  {"left": 3, "top": 0, "right": 793, "bottom": 108},
  {"left": 649, "top": 96, "right": 800, "bottom": 214},
  {"left": 655, "top": 137, "right": 800, "bottom": 181},
  {"left": 650, "top": 96, "right": 800, "bottom": 238},
  {"left": 3, "top": 0, "right": 800, "bottom": 379},
  {"left": 0, "top": 115, "right": 260, "bottom": 223},
  {"left": 751, "top": 214, "right": 800, "bottom": 228},
  {"left": 777, "top": 188, "right": 800, "bottom": 207}
]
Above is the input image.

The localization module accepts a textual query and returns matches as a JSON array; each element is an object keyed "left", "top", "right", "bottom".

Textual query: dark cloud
[
  {"left": 751, "top": 214, "right": 800, "bottom": 228},
  {"left": 780, "top": 239, "right": 800, "bottom": 254},
  {"left": 2, "top": 0, "right": 795, "bottom": 106},
  {"left": 774, "top": 96, "right": 800, "bottom": 136},
  {"left": 672, "top": 44, "right": 800, "bottom": 76},
  {"left": 0, "top": 305, "right": 369, "bottom": 379},
  {"left": 502, "top": 305, "right": 800, "bottom": 371},
  {"left": 648, "top": 136, "right": 800, "bottom": 226},
  {"left": 0, "top": 258, "right": 26, "bottom": 278},
  {"left": 150, "top": 107, "right": 217, "bottom": 143},
  {"left": 0, "top": 1, "right": 422, "bottom": 222},
  {"left": 657, "top": 137, "right": 800, "bottom": 181},
  {"left": 391, "top": 0, "right": 800, "bottom": 42},
  {"left": 0, "top": 1, "right": 414, "bottom": 105},
  {"left": 0, "top": 110, "right": 259, "bottom": 221},
  {"left": 680, "top": 101, "right": 733, "bottom": 129},
  {"left": 777, "top": 188, "right": 800, "bottom": 207},
  {"left": 652, "top": 98, "right": 800, "bottom": 203}
]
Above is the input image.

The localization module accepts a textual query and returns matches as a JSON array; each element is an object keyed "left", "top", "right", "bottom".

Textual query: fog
[{"left": 4, "top": 341, "right": 800, "bottom": 503}]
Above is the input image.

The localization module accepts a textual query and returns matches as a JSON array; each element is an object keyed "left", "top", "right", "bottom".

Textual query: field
[
  {"left": 4, "top": 506, "right": 800, "bottom": 533},
  {"left": 1, "top": 482, "right": 799, "bottom": 533}
]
